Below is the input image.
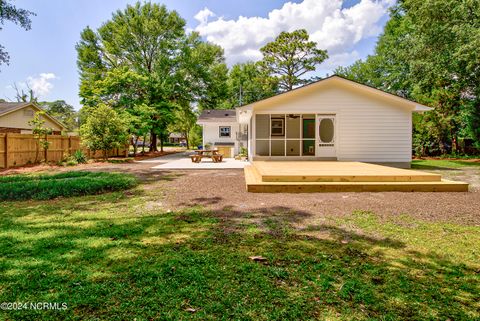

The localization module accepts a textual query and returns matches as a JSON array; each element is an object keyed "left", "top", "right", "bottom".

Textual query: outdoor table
[{"left": 190, "top": 149, "right": 223, "bottom": 163}]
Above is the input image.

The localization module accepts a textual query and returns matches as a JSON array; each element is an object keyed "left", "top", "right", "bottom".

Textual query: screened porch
[{"left": 254, "top": 114, "right": 318, "bottom": 157}]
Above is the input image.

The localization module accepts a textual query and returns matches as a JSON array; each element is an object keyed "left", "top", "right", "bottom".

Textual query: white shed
[{"left": 197, "top": 109, "right": 248, "bottom": 158}]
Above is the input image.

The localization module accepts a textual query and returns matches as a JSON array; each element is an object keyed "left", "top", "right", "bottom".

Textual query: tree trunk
[
  {"left": 160, "top": 136, "right": 164, "bottom": 153},
  {"left": 142, "top": 134, "right": 147, "bottom": 154},
  {"left": 103, "top": 149, "right": 108, "bottom": 161},
  {"left": 185, "top": 132, "right": 189, "bottom": 150},
  {"left": 34, "top": 138, "right": 39, "bottom": 163},
  {"left": 132, "top": 136, "right": 138, "bottom": 157},
  {"left": 150, "top": 130, "right": 158, "bottom": 152}
]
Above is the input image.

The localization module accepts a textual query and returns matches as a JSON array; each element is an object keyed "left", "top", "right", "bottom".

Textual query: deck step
[{"left": 244, "top": 165, "right": 469, "bottom": 193}]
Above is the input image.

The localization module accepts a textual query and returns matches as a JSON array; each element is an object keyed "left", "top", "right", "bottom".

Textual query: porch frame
[{"left": 251, "top": 111, "right": 338, "bottom": 160}]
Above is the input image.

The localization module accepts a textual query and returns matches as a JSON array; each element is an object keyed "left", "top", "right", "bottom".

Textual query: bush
[
  {"left": 107, "top": 158, "right": 134, "bottom": 164},
  {"left": 73, "top": 150, "right": 88, "bottom": 164},
  {"left": 65, "top": 158, "right": 78, "bottom": 166},
  {"left": 0, "top": 171, "right": 137, "bottom": 201}
]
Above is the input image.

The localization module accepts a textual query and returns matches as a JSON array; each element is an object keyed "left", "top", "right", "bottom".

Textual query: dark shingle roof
[
  {"left": 198, "top": 109, "right": 236, "bottom": 122},
  {"left": 0, "top": 102, "right": 31, "bottom": 116}
]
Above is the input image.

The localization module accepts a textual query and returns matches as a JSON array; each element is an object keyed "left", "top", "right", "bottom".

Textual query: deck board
[
  {"left": 244, "top": 162, "right": 468, "bottom": 193},
  {"left": 253, "top": 161, "right": 441, "bottom": 182}
]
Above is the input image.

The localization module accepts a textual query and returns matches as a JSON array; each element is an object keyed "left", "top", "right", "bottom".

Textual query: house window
[
  {"left": 219, "top": 126, "right": 231, "bottom": 138},
  {"left": 271, "top": 118, "right": 285, "bottom": 136}
]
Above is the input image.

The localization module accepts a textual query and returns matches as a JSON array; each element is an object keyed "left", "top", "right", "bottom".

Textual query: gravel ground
[{"left": 156, "top": 168, "right": 480, "bottom": 227}]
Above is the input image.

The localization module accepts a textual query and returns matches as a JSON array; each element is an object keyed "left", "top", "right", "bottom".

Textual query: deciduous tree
[{"left": 80, "top": 104, "right": 128, "bottom": 160}]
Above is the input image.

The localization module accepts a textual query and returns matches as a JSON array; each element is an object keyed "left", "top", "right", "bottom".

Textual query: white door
[{"left": 316, "top": 115, "right": 336, "bottom": 158}]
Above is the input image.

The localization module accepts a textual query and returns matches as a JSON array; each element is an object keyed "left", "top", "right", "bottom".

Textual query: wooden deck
[{"left": 244, "top": 161, "right": 469, "bottom": 193}]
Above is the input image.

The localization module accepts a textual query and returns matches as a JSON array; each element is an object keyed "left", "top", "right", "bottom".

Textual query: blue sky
[{"left": 0, "top": 0, "right": 393, "bottom": 110}]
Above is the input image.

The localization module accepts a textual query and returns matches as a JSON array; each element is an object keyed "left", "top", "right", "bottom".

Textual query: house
[
  {"left": 197, "top": 109, "right": 248, "bottom": 158},
  {"left": 200, "top": 75, "right": 432, "bottom": 167},
  {"left": 0, "top": 102, "right": 68, "bottom": 135},
  {"left": 168, "top": 132, "right": 186, "bottom": 144}
]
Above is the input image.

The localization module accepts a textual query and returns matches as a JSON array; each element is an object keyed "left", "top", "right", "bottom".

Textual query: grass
[
  {"left": 0, "top": 190, "right": 478, "bottom": 320},
  {"left": 412, "top": 159, "right": 480, "bottom": 170},
  {"left": 0, "top": 171, "right": 137, "bottom": 201}
]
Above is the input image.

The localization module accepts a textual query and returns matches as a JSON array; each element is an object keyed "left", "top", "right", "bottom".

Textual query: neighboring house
[
  {"left": 200, "top": 75, "right": 431, "bottom": 167},
  {"left": 197, "top": 109, "right": 248, "bottom": 158},
  {"left": 168, "top": 132, "right": 186, "bottom": 144},
  {"left": 0, "top": 102, "right": 67, "bottom": 135}
]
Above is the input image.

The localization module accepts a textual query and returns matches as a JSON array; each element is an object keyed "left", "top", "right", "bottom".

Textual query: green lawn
[
  {"left": 412, "top": 159, "right": 480, "bottom": 170},
  {"left": 0, "top": 190, "right": 479, "bottom": 320}
]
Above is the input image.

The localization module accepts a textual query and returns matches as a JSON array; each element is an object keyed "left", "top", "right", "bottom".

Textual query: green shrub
[
  {"left": 65, "top": 158, "right": 78, "bottom": 166},
  {"left": 107, "top": 158, "right": 134, "bottom": 164},
  {"left": 73, "top": 150, "right": 88, "bottom": 164},
  {"left": 0, "top": 171, "right": 137, "bottom": 201}
]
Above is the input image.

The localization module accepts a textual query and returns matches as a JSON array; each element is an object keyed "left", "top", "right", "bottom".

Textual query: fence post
[{"left": 4, "top": 133, "right": 8, "bottom": 169}]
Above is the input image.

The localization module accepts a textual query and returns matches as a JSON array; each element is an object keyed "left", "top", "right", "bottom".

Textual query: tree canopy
[
  {"left": 40, "top": 100, "right": 79, "bottom": 131},
  {"left": 336, "top": 0, "right": 480, "bottom": 155},
  {"left": 79, "top": 104, "right": 128, "bottom": 160},
  {"left": 76, "top": 1, "right": 227, "bottom": 151},
  {"left": 260, "top": 29, "right": 328, "bottom": 91},
  {"left": 223, "top": 62, "right": 278, "bottom": 108}
]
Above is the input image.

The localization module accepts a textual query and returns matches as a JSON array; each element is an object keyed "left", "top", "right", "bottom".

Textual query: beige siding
[
  {"left": 253, "top": 81, "right": 413, "bottom": 163},
  {"left": 0, "top": 106, "right": 64, "bottom": 131}
]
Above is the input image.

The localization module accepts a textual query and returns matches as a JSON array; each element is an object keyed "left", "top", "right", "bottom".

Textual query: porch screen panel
[
  {"left": 255, "top": 114, "right": 270, "bottom": 156},
  {"left": 286, "top": 140, "right": 300, "bottom": 156},
  {"left": 286, "top": 115, "right": 300, "bottom": 139},
  {"left": 302, "top": 115, "right": 315, "bottom": 156},
  {"left": 256, "top": 140, "right": 269, "bottom": 156},
  {"left": 271, "top": 140, "right": 285, "bottom": 156},
  {"left": 255, "top": 115, "right": 269, "bottom": 139}
]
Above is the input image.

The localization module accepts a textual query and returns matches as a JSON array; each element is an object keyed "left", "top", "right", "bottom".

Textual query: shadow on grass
[{"left": 0, "top": 195, "right": 478, "bottom": 320}]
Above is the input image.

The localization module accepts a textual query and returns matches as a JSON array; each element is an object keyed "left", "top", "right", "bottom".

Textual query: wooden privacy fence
[{"left": 0, "top": 133, "right": 127, "bottom": 169}]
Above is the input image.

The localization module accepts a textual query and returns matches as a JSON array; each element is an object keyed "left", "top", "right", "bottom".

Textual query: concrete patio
[{"left": 137, "top": 151, "right": 248, "bottom": 169}]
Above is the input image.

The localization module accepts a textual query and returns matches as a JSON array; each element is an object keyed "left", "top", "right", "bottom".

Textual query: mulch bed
[
  {"left": 0, "top": 150, "right": 179, "bottom": 176},
  {"left": 413, "top": 157, "right": 480, "bottom": 162}
]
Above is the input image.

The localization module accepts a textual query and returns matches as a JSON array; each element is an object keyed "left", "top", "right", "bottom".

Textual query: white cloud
[
  {"left": 194, "top": 7, "right": 215, "bottom": 26},
  {"left": 194, "top": 0, "right": 393, "bottom": 69},
  {"left": 26, "top": 73, "right": 57, "bottom": 97}
]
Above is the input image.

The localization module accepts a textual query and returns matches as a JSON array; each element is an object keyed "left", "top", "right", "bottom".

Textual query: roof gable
[
  {"left": 0, "top": 102, "right": 68, "bottom": 130},
  {"left": 237, "top": 75, "right": 431, "bottom": 112}
]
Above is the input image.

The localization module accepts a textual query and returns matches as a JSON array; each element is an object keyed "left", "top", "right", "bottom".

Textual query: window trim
[{"left": 219, "top": 126, "right": 231, "bottom": 138}]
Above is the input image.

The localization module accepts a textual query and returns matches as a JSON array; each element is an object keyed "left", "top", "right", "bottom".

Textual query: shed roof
[{"left": 198, "top": 109, "right": 236, "bottom": 122}]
